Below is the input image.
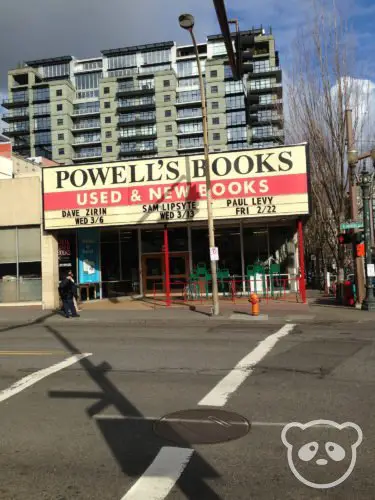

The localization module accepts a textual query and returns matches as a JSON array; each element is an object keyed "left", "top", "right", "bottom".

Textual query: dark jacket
[{"left": 59, "top": 278, "right": 77, "bottom": 300}]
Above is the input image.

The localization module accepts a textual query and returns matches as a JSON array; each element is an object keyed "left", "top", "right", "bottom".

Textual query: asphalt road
[{"left": 0, "top": 317, "right": 374, "bottom": 499}]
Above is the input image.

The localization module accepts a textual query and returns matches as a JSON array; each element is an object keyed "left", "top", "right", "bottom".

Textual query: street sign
[
  {"left": 210, "top": 247, "right": 219, "bottom": 261},
  {"left": 340, "top": 221, "right": 363, "bottom": 230},
  {"left": 367, "top": 264, "right": 375, "bottom": 277}
]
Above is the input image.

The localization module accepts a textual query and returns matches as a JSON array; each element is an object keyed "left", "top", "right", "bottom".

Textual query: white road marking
[
  {"left": 118, "top": 324, "right": 294, "bottom": 499},
  {"left": 198, "top": 323, "right": 296, "bottom": 407},
  {"left": 121, "top": 447, "right": 194, "bottom": 500},
  {"left": 0, "top": 353, "right": 92, "bottom": 403}
]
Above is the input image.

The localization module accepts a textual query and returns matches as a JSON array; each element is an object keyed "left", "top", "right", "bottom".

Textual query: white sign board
[
  {"left": 210, "top": 247, "right": 219, "bottom": 261},
  {"left": 367, "top": 264, "right": 375, "bottom": 277}
]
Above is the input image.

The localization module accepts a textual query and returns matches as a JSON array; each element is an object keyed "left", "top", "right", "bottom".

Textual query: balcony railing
[
  {"left": 72, "top": 106, "right": 100, "bottom": 116},
  {"left": 2, "top": 96, "right": 29, "bottom": 108},
  {"left": 74, "top": 149, "right": 102, "bottom": 159},
  {"left": 2, "top": 110, "right": 29, "bottom": 121},
  {"left": 176, "top": 92, "right": 201, "bottom": 104},
  {"left": 177, "top": 139, "right": 204, "bottom": 149},
  {"left": 3, "top": 126, "right": 29, "bottom": 135},
  {"left": 118, "top": 82, "right": 154, "bottom": 92},
  {"left": 72, "top": 121, "right": 101, "bottom": 130},
  {"left": 120, "top": 143, "right": 157, "bottom": 154},
  {"left": 73, "top": 136, "right": 101, "bottom": 145}
]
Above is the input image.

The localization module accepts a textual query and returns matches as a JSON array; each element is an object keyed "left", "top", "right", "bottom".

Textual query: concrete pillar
[{"left": 42, "top": 231, "right": 59, "bottom": 310}]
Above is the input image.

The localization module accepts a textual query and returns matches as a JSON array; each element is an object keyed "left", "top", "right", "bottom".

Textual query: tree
[{"left": 284, "top": 0, "right": 374, "bottom": 288}]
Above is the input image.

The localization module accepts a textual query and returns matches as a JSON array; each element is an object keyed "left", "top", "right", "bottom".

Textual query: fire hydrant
[{"left": 249, "top": 293, "right": 260, "bottom": 316}]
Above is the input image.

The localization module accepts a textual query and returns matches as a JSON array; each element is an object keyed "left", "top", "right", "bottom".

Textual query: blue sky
[{"left": 0, "top": 0, "right": 374, "bottom": 111}]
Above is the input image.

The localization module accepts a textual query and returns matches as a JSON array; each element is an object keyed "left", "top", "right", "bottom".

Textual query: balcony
[
  {"left": 2, "top": 125, "right": 29, "bottom": 136},
  {"left": 72, "top": 107, "right": 100, "bottom": 117},
  {"left": 177, "top": 140, "right": 204, "bottom": 152},
  {"left": 118, "top": 132, "right": 157, "bottom": 142},
  {"left": 117, "top": 99, "right": 155, "bottom": 112},
  {"left": 2, "top": 96, "right": 29, "bottom": 108},
  {"left": 119, "top": 144, "right": 157, "bottom": 157},
  {"left": 176, "top": 128, "right": 203, "bottom": 137},
  {"left": 2, "top": 110, "right": 29, "bottom": 122},
  {"left": 72, "top": 121, "right": 101, "bottom": 132},
  {"left": 249, "top": 113, "right": 283, "bottom": 125},
  {"left": 249, "top": 82, "right": 283, "bottom": 96},
  {"left": 73, "top": 149, "right": 102, "bottom": 161},
  {"left": 118, "top": 117, "right": 156, "bottom": 127},
  {"left": 116, "top": 82, "right": 155, "bottom": 98},
  {"left": 249, "top": 66, "right": 282, "bottom": 82},
  {"left": 175, "top": 92, "right": 202, "bottom": 106},
  {"left": 252, "top": 129, "right": 284, "bottom": 143},
  {"left": 73, "top": 137, "right": 102, "bottom": 146},
  {"left": 249, "top": 98, "right": 282, "bottom": 111},
  {"left": 176, "top": 112, "right": 202, "bottom": 122}
]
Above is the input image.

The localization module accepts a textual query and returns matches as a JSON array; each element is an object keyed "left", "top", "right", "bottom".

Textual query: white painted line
[
  {"left": 0, "top": 353, "right": 92, "bottom": 403},
  {"left": 121, "top": 447, "right": 194, "bottom": 500},
  {"left": 198, "top": 323, "right": 296, "bottom": 407}
]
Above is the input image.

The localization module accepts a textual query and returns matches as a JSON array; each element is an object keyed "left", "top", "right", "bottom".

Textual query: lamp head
[
  {"left": 348, "top": 149, "right": 358, "bottom": 166},
  {"left": 179, "top": 13, "right": 195, "bottom": 30}
]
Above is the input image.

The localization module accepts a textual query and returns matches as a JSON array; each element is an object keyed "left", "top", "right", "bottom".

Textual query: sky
[{"left": 0, "top": 0, "right": 374, "bottom": 130}]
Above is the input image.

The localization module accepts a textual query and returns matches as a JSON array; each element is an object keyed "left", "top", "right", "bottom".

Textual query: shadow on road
[
  {"left": 0, "top": 311, "right": 58, "bottom": 334},
  {"left": 45, "top": 325, "right": 221, "bottom": 499}
]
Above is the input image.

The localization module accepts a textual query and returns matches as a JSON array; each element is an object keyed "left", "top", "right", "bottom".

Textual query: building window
[
  {"left": 57, "top": 118, "right": 64, "bottom": 126},
  {"left": 165, "top": 109, "right": 171, "bottom": 117},
  {"left": 166, "top": 140, "right": 173, "bottom": 147},
  {"left": 58, "top": 148, "right": 64, "bottom": 155},
  {"left": 225, "top": 95, "right": 245, "bottom": 110},
  {"left": 104, "top": 87, "right": 110, "bottom": 94},
  {"left": 105, "top": 117, "right": 111, "bottom": 123},
  {"left": 165, "top": 124, "right": 172, "bottom": 132},
  {"left": 56, "top": 89, "right": 63, "bottom": 97},
  {"left": 56, "top": 104, "right": 63, "bottom": 112},
  {"left": 104, "top": 101, "right": 110, "bottom": 109},
  {"left": 212, "top": 101, "right": 219, "bottom": 110},
  {"left": 211, "top": 86, "right": 218, "bottom": 94},
  {"left": 34, "top": 117, "right": 51, "bottom": 130},
  {"left": 105, "top": 131, "right": 112, "bottom": 138},
  {"left": 33, "top": 87, "right": 50, "bottom": 102},
  {"left": 58, "top": 133, "right": 64, "bottom": 141},
  {"left": 210, "top": 70, "right": 218, "bottom": 78},
  {"left": 213, "top": 133, "right": 220, "bottom": 141},
  {"left": 106, "top": 146, "right": 113, "bottom": 153},
  {"left": 163, "top": 80, "right": 170, "bottom": 87},
  {"left": 226, "top": 111, "right": 246, "bottom": 126},
  {"left": 212, "top": 117, "right": 220, "bottom": 125},
  {"left": 164, "top": 95, "right": 171, "bottom": 103},
  {"left": 0, "top": 227, "right": 42, "bottom": 303}
]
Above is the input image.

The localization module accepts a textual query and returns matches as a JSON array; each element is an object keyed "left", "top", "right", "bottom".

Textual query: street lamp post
[
  {"left": 359, "top": 160, "right": 375, "bottom": 311},
  {"left": 179, "top": 13, "right": 220, "bottom": 316}
]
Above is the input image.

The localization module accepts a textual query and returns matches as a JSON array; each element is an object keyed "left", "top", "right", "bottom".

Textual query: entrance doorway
[{"left": 142, "top": 252, "right": 190, "bottom": 294}]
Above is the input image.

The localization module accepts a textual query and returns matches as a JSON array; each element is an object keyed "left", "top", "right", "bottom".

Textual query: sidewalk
[{"left": 0, "top": 295, "right": 374, "bottom": 327}]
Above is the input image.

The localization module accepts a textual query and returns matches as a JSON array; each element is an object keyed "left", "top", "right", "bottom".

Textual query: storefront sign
[
  {"left": 77, "top": 228, "right": 100, "bottom": 284},
  {"left": 42, "top": 144, "right": 310, "bottom": 229}
]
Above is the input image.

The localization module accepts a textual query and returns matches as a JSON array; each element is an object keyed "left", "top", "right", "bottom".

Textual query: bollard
[{"left": 248, "top": 293, "right": 260, "bottom": 316}]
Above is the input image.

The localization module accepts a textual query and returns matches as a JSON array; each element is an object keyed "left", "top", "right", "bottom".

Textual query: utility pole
[
  {"left": 359, "top": 162, "right": 375, "bottom": 311},
  {"left": 179, "top": 14, "right": 220, "bottom": 316},
  {"left": 345, "top": 108, "right": 365, "bottom": 306}
]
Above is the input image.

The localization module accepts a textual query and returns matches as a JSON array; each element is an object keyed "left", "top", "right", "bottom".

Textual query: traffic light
[
  {"left": 356, "top": 243, "right": 365, "bottom": 257},
  {"left": 236, "top": 33, "right": 256, "bottom": 77},
  {"left": 355, "top": 231, "right": 365, "bottom": 244},
  {"left": 338, "top": 233, "right": 352, "bottom": 244}
]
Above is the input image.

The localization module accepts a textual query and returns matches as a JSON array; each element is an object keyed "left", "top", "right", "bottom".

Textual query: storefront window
[
  {"left": 120, "top": 230, "right": 139, "bottom": 294},
  {"left": 0, "top": 226, "right": 41, "bottom": 303},
  {"left": 141, "top": 229, "right": 163, "bottom": 253}
]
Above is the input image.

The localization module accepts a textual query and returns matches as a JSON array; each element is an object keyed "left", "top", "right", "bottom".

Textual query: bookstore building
[{"left": 36, "top": 143, "right": 311, "bottom": 308}]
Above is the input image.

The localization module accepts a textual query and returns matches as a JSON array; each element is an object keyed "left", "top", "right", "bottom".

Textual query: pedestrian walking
[{"left": 58, "top": 271, "right": 80, "bottom": 318}]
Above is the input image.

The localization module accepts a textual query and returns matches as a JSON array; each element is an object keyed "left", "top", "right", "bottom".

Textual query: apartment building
[{"left": 2, "top": 27, "right": 283, "bottom": 164}]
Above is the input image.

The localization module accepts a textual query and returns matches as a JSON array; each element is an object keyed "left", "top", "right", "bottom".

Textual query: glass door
[{"left": 142, "top": 252, "right": 190, "bottom": 294}]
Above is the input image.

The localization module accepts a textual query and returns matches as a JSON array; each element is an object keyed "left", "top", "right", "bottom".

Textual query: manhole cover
[{"left": 153, "top": 408, "right": 250, "bottom": 445}]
